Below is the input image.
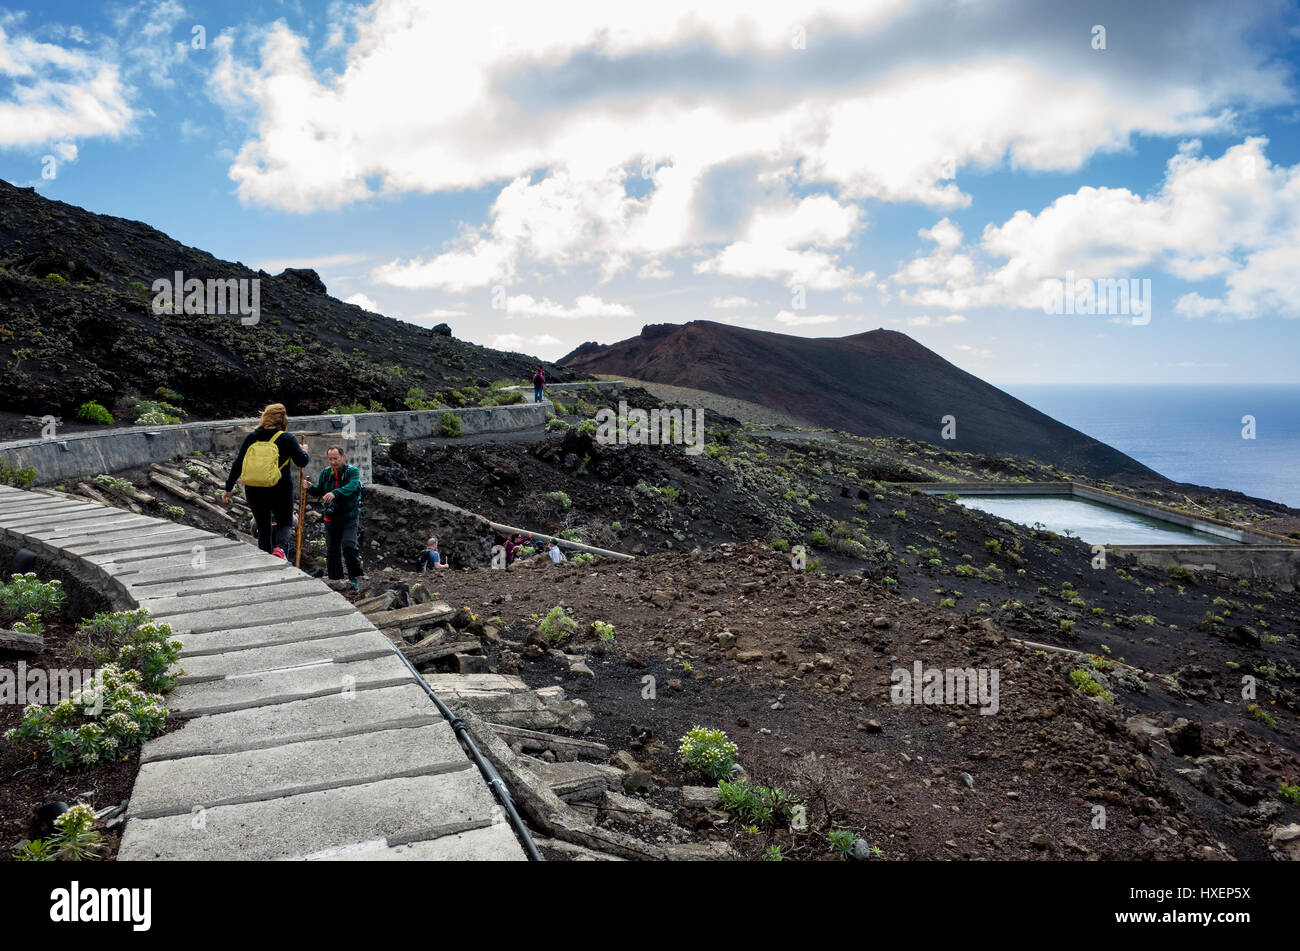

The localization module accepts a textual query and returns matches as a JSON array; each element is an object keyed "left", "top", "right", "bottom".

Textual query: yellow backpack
[{"left": 240, "top": 431, "right": 287, "bottom": 488}]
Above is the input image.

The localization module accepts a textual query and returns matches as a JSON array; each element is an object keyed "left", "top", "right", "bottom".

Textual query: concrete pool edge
[
  {"left": 902, "top": 481, "right": 1296, "bottom": 545},
  {"left": 899, "top": 480, "right": 1300, "bottom": 591}
]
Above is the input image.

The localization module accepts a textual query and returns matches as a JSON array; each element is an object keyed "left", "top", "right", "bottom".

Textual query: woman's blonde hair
[{"left": 259, "top": 403, "right": 289, "bottom": 431}]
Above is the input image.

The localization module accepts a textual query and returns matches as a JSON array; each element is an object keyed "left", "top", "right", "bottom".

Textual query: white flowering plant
[
  {"left": 6, "top": 664, "right": 168, "bottom": 768},
  {"left": 0, "top": 572, "right": 65, "bottom": 621},
  {"left": 678, "top": 726, "right": 739, "bottom": 782},
  {"left": 85, "top": 609, "right": 183, "bottom": 693}
]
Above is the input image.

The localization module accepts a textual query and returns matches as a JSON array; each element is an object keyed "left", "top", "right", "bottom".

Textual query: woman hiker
[{"left": 222, "top": 402, "right": 310, "bottom": 558}]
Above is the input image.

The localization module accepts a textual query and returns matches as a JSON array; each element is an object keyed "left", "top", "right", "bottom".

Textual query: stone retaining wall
[{"left": 0, "top": 401, "right": 551, "bottom": 485}]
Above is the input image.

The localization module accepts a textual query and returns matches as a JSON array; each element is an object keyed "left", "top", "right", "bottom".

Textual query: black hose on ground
[{"left": 386, "top": 641, "right": 543, "bottom": 862}]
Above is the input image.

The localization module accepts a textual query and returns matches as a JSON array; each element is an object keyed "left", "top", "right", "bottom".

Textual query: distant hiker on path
[
  {"left": 222, "top": 403, "right": 309, "bottom": 559},
  {"left": 309, "top": 445, "right": 365, "bottom": 589},
  {"left": 417, "top": 536, "right": 448, "bottom": 571},
  {"left": 533, "top": 367, "right": 546, "bottom": 403}
]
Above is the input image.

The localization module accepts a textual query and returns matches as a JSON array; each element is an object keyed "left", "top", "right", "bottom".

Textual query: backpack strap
[{"left": 271, "top": 430, "right": 290, "bottom": 471}]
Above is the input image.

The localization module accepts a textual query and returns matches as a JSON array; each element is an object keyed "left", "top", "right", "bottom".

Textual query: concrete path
[{"left": 0, "top": 484, "right": 525, "bottom": 861}]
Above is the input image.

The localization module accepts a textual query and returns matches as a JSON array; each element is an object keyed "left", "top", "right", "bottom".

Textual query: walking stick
[{"left": 294, "top": 437, "right": 308, "bottom": 568}]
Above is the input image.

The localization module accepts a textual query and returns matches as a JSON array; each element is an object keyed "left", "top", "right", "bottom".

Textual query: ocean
[{"left": 1001, "top": 385, "right": 1300, "bottom": 509}]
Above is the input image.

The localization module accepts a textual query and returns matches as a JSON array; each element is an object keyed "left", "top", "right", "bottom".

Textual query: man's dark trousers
[{"left": 325, "top": 515, "right": 363, "bottom": 580}]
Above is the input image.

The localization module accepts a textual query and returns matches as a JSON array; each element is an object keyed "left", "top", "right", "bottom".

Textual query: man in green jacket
[{"left": 309, "top": 445, "right": 365, "bottom": 589}]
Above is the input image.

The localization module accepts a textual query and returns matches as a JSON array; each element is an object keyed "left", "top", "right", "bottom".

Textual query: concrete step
[
  {"left": 178, "top": 630, "right": 395, "bottom": 681},
  {"left": 31, "top": 519, "right": 192, "bottom": 544},
  {"left": 117, "top": 771, "right": 514, "bottom": 861},
  {"left": 303, "top": 823, "right": 523, "bottom": 861},
  {"left": 61, "top": 528, "right": 211, "bottom": 556},
  {"left": 142, "top": 589, "right": 353, "bottom": 634},
  {"left": 83, "top": 538, "right": 244, "bottom": 568},
  {"left": 175, "top": 615, "right": 377, "bottom": 656},
  {"left": 0, "top": 496, "right": 93, "bottom": 516},
  {"left": 0, "top": 507, "right": 135, "bottom": 531},
  {"left": 131, "top": 565, "right": 300, "bottom": 601},
  {"left": 118, "top": 549, "right": 287, "bottom": 587},
  {"left": 127, "top": 723, "right": 468, "bottom": 819},
  {"left": 142, "top": 578, "right": 328, "bottom": 618},
  {"left": 167, "top": 654, "right": 414, "bottom": 717},
  {"left": 424, "top": 673, "right": 562, "bottom": 729},
  {"left": 141, "top": 683, "right": 443, "bottom": 761}
]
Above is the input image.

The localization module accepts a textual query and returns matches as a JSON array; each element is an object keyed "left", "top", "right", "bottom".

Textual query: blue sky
[{"left": 3, "top": 0, "right": 1300, "bottom": 383}]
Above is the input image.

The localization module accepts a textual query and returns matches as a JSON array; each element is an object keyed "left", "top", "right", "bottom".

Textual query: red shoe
[{"left": 271, "top": 547, "right": 287, "bottom": 560}]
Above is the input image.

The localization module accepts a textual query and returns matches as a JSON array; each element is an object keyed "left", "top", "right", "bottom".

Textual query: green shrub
[
  {"left": 0, "top": 572, "right": 65, "bottom": 620},
  {"left": 0, "top": 461, "right": 37, "bottom": 488},
  {"left": 16, "top": 803, "right": 104, "bottom": 861},
  {"left": 166, "top": 506, "right": 184, "bottom": 519},
  {"left": 45, "top": 273, "right": 67, "bottom": 284},
  {"left": 577, "top": 418, "right": 597, "bottom": 435},
  {"left": 828, "top": 829, "right": 858, "bottom": 858},
  {"left": 325, "top": 403, "right": 368, "bottom": 415},
  {"left": 716, "top": 779, "right": 798, "bottom": 828},
  {"left": 1279, "top": 782, "right": 1300, "bottom": 805},
  {"left": 83, "top": 609, "right": 183, "bottom": 694},
  {"left": 438, "top": 412, "right": 464, "bottom": 437},
  {"left": 545, "top": 417, "right": 568, "bottom": 432},
  {"left": 770, "top": 538, "right": 790, "bottom": 552},
  {"left": 75, "top": 401, "right": 114, "bottom": 425},
  {"left": 126, "top": 397, "right": 183, "bottom": 425},
  {"left": 1248, "top": 704, "right": 1277, "bottom": 728},
  {"left": 404, "top": 387, "right": 440, "bottom": 411},
  {"left": 546, "top": 490, "right": 572, "bottom": 510},
  {"left": 94, "top": 474, "right": 133, "bottom": 494},
  {"left": 1069, "top": 668, "right": 1110, "bottom": 702},
  {"left": 538, "top": 605, "right": 578, "bottom": 642},
  {"left": 810, "top": 529, "right": 830, "bottom": 547},
  {"left": 678, "top": 726, "right": 738, "bottom": 782},
  {"left": 592, "top": 621, "right": 615, "bottom": 644},
  {"left": 5, "top": 663, "right": 169, "bottom": 768}
]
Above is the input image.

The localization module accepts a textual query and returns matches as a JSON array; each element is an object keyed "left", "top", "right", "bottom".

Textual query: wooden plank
[
  {"left": 354, "top": 590, "right": 398, "bottom": 615},
  {"left": 0, "top": 629, "right": 44, "bottom": 655},
  {"left": 487, "top": 723, "right": 609, "bottom": 759},
  {"left": 404, "top": 638, "right": 479, "bottom": 666},
  {"left": 366, "top": 601, "right": 454, "bottom": 629},
  {"left": 149, "top": 472, "right": 200, "bottom": 502},
  {"left": 73, "top": 483, "right": 113, "bottom": 506}
]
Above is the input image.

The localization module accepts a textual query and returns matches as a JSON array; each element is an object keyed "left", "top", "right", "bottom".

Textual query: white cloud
[
  {"left": 492, "top": 332, "right": 561, "bottom": 352},
  {"left": 114, "top": 0, "right": 191, "bottom": 86},
  {"left": 893, "top": 139, "right": 1300, "bottom": 320},
  {"left": 343, "top": 292, "right": 379, "bottom": 312},
  {"left": 257, "top": 251, "right": 369, "bottom": 272},
  {"left": 502, "top": 294, "right": 634, "bottom": 320},
  {"left": 711, "top": 295, "right": 755, "bottom": 309},
  {"left": 0, "top": 23, "right": 134, "bottom": 147},
  {"left": 207, "top": 0, "right": 1288, "bottom": 298},
  {"left": 774, "top": 310, "right": 839, "bottom": 326}
]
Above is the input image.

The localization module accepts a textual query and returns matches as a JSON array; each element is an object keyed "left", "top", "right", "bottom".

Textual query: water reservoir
[{"left": 949, "top": 494, "right": 1240, "bottom": 547}]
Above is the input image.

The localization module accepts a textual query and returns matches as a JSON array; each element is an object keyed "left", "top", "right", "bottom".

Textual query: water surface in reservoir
[{"left": 949, "top": 494, "right": 1237, "bottom": 546}]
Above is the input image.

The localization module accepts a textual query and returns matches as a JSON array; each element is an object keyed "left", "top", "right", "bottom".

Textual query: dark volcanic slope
[
  {"left": 0, "top": 179, "right": 570, "bottom": 420},
  {"left": 562, "top": 321, "right": 1161, "bottom": 480}
]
